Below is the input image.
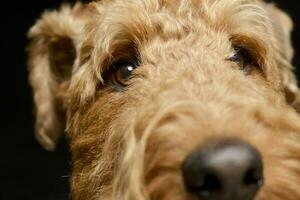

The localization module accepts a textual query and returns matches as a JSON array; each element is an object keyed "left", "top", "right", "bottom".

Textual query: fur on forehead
[{"left": 69, "top": 0, "right": 279, "bottom": 107}]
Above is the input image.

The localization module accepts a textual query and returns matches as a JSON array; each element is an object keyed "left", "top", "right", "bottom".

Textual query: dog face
[{"left": 28, "top": 0, "right": 300, "bottom": 200}]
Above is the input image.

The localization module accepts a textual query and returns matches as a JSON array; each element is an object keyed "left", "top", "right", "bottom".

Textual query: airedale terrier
[{"left": 28, "top": 0, "right": 300, "bottom": 199}]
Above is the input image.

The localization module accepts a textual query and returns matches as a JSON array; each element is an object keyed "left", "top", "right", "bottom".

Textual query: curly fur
[{"left": 28, "top": 0, "right": 300, "bottom": 199}]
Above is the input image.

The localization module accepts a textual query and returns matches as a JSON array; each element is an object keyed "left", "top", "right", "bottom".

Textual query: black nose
[{"left": 182, "top": 139, "right": 263, "bottom": 200}]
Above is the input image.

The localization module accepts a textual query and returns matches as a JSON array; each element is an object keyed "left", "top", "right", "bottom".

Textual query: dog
[{"left": 27, "top": 0, "right": 300, "bottom": 199}]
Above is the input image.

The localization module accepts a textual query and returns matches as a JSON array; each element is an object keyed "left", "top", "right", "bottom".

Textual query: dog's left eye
[
  {"left": 109, "top": 61, "right": 138, "bottom": 87},
  {"left": 228, "top": 47, "right": 257, "bottom": 74}
]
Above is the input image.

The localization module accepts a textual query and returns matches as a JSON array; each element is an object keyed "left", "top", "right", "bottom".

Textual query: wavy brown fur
[{"left": 28, "top": 0, "right": 300, "bottom": 199}]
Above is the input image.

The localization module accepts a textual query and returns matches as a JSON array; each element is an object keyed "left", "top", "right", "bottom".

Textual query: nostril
[
  {"left": 189, "top": 174, "right": 221, "bottom": 197},
  {"left": 243, "top": 167, "right": 264, "bottom": 187}
]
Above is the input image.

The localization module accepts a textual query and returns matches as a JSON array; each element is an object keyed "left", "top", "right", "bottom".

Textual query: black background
[{"left": 1, "top": 0, "right": 300, "bottom": 200}]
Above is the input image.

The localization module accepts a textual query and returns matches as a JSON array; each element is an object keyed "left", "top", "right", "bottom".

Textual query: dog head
[{"left": 28, "top": 1, "right": 300, "bottom": 200}]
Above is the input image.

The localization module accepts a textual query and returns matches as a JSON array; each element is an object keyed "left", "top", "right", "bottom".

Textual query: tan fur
[{"left": 28, "top": 0, "right": 300, "bottom": 199}]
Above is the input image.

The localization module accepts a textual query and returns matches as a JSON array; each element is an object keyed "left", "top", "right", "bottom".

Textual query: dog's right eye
[
  {"left": 107, "top": 60, "right": 138, "bottom": 88},
  {"left": 228, "top": 46, "right": 258, "bottom": 75}
]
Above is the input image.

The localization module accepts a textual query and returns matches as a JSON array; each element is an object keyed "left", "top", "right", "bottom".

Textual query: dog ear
[
  {"left": 28, "top": 3, "right": 84, "bottom": 151},
  {"left": 265, "top": 4, "right": 300, "bottom": 112}
]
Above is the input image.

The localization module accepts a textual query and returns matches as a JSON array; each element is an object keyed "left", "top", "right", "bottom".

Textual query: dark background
[{"left": 1, "top": 0, "right": 300, "bottom": 199}]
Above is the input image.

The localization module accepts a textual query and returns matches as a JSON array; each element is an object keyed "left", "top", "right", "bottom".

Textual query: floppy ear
[
  {"left": 28, "top": 3, "right": 84, "bottom": 151},
  {"left": 265, "top": 4, "right": 300, "bottom": 112}
]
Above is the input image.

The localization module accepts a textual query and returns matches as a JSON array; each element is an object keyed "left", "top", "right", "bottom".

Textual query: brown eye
[
  {"left": 109, "top": 61, "right": 138, "bottom": 87},
  {"left": 228, "top": 47, "right": 256, "bottom": 74}
]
